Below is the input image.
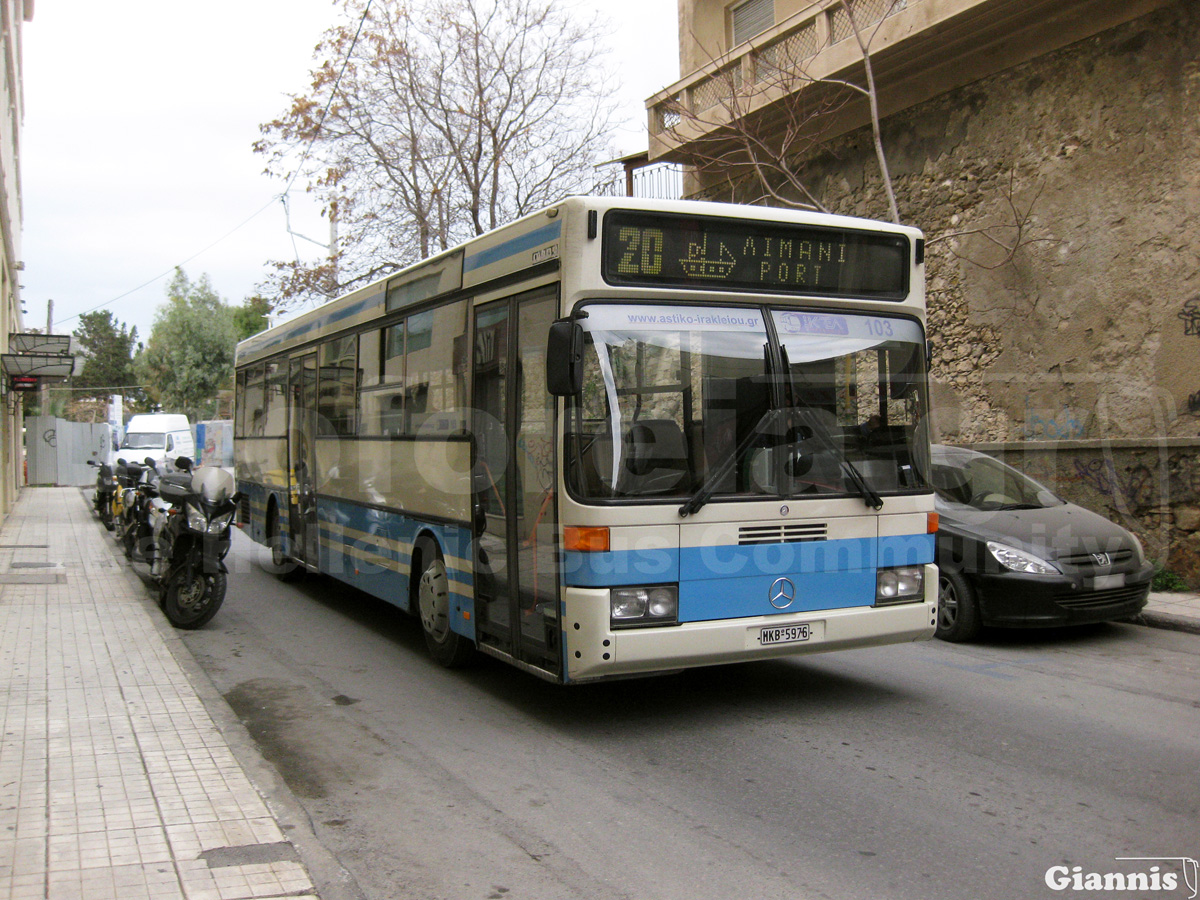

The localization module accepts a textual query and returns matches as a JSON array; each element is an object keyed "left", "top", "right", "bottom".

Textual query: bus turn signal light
[
  {"left": 928, "top": 512, "right": 939, "bottom": 533},
  {"left": 564, "top": 526, "right": 610, "bottom": 553}
]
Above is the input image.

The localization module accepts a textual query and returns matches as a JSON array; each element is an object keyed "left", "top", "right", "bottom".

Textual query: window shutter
[{"left": 731, "top": 0, "right": 774, "bottom": 46}]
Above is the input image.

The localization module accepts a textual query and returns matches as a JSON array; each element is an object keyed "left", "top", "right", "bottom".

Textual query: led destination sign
[{"left": 602, "top": 211, "right": 910, "bottom": 299}]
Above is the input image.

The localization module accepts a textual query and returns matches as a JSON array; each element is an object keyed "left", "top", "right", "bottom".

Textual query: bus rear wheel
[{"left": 414, "top": 539, "right": 473, "bottom": 668}]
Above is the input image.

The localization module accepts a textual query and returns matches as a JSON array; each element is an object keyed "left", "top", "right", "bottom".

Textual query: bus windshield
[{"left": 567, "top": 304, "right": 930, "bottom": 505}]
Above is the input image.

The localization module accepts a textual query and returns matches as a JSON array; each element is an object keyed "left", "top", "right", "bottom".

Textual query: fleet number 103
[{"left": 616, "top": 227, "right": 665, "bottom": 275}]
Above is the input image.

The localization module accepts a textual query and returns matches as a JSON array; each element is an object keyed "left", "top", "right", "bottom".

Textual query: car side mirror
[{"left": 546, "top": 319, "right": 584, "bottom": 396}]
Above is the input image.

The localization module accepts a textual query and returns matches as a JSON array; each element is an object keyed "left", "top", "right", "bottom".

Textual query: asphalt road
[{"left": 175, "top": 531, "right": 1200, "bottom": 900}]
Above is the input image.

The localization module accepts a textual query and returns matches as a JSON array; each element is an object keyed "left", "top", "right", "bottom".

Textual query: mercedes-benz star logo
[{"left": 769, "top": 577, "right": 796, "bottom": 609}]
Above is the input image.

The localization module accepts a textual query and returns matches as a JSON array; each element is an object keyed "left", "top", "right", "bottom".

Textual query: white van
[{"left": 119, "top": 414, "right": 195, "bottom": 470}]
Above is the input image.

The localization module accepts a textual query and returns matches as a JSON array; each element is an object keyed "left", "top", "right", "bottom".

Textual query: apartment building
[{"left": 0, "top": 0, "right": 32, "bottom": 516}]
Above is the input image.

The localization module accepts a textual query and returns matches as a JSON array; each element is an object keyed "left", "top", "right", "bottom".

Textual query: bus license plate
[{"left": 759, "top": 623, "right": 812, "bottom": 646}]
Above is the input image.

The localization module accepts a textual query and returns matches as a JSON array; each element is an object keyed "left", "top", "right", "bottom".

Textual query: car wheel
[{"left": 936, "top": 569, "right": 981, "bottom": 642}]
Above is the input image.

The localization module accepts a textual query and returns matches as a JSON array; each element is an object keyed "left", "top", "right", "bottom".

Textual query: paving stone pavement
[{"left": 0, "top": 487, "right": 320, "bottom": 900}]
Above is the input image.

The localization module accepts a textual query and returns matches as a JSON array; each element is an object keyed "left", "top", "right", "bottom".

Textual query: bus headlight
[
  {"left": 610, "top": 585, "right": 679, "bottom": 628},
  {"left": 876, "top": 566, "right": 924, "bottom": 604}
]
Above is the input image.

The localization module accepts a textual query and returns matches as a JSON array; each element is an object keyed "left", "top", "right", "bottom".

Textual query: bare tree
[
  {"left": 659, "top": 0, "right": 900, "bottom": 219},
  {"left": 659, "top": 0, "right": 1052, "bottom": 265},
  {"left": 257, "top": 0, "right": 619, "bottom": 309}
]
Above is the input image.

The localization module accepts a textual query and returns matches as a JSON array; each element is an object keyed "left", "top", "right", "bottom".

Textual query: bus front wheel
[
  {"left": 414, "top": 539, "right": 473, "bottom": 668},
  {"left": 265, "top": 504, "right": 302, "bottom": 582}
]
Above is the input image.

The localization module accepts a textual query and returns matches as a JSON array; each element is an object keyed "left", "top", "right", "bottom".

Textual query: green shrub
[{"left": 1151, "top": 563, "right": 1190, "bottom": 593}]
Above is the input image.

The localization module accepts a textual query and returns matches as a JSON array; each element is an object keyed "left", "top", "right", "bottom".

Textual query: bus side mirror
[{"left": 546, "top": 320, "right": 584, "bottom": 396}]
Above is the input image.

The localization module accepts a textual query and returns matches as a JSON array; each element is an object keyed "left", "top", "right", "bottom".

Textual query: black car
[{"left": 930, "top": 444, "right": 1153, "bottom": 641}]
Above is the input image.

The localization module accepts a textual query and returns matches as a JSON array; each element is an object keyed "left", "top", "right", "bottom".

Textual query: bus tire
[
  {"left": 936, "top": 568, "right": 981, "bottom": 642},
  {"left": 265, "top": 503, "right": 303, "bottom": 582},
  {"left": 414, "top": 538, "right": 473, "bottom": 668}
]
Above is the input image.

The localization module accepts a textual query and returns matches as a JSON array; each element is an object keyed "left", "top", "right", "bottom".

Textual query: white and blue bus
[{"left": 234, "top": 197, "right": 937, "bottom": 683}]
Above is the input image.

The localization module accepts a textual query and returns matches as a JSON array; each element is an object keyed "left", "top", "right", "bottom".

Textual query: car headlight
[
  {"left": 986, "top": 540, "right": 1060, "bottom": 575},
  {"left": 610, "top": 585, "right": 679, "bottom": 628},
  {"left": 876, "top": 566, "right": 924, "bottom": 604}
]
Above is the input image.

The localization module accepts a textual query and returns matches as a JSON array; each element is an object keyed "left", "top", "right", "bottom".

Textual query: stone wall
[
  {"left": 802, "top": 1, "right": 1200, "bottom": 446},
  {"left": 970, "top": 439, "right": 1200, "bottom": 587}
]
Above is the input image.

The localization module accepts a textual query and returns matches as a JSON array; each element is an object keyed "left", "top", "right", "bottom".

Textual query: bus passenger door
[
  {"left": 288, "top": 353, "right": 319, "bottom": 568},
  {"left": 471, "top": 288, "right": 561, "bottom": 676}
]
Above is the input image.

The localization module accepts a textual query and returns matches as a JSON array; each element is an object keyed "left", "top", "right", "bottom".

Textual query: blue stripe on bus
[
  {"left": 463, "top": 220, "right": 561, "bottom": 272},
  {"left": 563, "top": 533, "right": 934, "bottom": 621},
  {"left": 238, "top": 291, "right": 385, "bottom": 360},
  {"left": 682, "top": 568, "right": 877, "bottom": 620},
  {"left": 265, "top": 496, "right": 476, "bottom": 637}
]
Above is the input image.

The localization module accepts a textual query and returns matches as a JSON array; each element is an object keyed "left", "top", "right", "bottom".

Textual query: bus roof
[{"left": 236, "top": 196, "right": 923, "bottom": 367}]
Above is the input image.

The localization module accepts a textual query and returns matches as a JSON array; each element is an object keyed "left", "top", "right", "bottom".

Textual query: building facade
[
  {"left": 648, "top": 0, "right": 1200, "bottom": 581},
  {"left": 0, "top": 0, "right": 32, "bottom": 517}
]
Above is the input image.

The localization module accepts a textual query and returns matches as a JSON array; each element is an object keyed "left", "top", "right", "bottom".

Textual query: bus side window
[
  {"left": 234, "top": 371, "right": 247, "bottom": 436},
  {"left": 245, "top": 365, "right": 266, "bottom": 437}
]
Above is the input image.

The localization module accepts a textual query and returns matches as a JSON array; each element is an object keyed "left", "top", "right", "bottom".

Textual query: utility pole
[{"left": 39, "top": 299, "right": 52, "bottom": 414}]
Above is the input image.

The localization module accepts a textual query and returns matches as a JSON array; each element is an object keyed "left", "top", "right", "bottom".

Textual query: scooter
[
  {"left": 150, "top": 456, "right": 240, "bottom": 630},
  {"left": 86, "top": 459, "right": 117, "bottom": 530}
]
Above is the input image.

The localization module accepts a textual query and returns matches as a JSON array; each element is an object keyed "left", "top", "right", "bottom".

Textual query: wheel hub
[
  {"left": 938, "top": 578, "right": 958, "bottom": 628},
  {"left": 418, "top": 560, "right": 451, "bottom": 642}
]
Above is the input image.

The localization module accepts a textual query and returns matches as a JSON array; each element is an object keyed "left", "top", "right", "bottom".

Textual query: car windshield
[
  {"left": 930, "top": 450, "right": 1062, "bottom": 510},
  {"left": 121, "top": 432, "right": 165, "bottom": 449},
  {"left": 566, "top": 303, "right": 931, "bottom": 503}
]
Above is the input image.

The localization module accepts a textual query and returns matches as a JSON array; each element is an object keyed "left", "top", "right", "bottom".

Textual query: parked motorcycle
[
  {"left": 110, "top": 459, "right": 131, "bottom": 529},
  {"left": 86, "top": 459, "right": 116, "bottom": 530},
  {"left": 150, "top": 456, "right": 240, "bottom": 629},
  {"left": 119, "top": 458, "right": 158, "bottom": 563}
]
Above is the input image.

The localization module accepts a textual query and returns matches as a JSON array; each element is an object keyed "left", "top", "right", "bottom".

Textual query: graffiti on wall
[
  {"left": 1179, "top": 296, "right": 1200, "bottom": 336},
  {"left": 1181, "top": 296, "right": 1200, "bottom": 416},
  {"left": 1024, "top": 397, "right": 1086, "bottom": 440}
]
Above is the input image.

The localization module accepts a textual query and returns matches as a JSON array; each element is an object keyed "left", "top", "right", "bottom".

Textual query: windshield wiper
[
  {"left": 789, "top": 407, "right": 884, "bottom": 510},
  {"left": 840, "top": 458, "right": 884, "bottom": 510},
  {"left": 679, "top": 408, "right": 782, "bottom": 518}
]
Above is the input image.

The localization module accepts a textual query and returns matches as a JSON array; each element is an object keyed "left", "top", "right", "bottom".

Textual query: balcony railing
[{"left": 648, "top": 0, "right": 914, "bottom": 153}]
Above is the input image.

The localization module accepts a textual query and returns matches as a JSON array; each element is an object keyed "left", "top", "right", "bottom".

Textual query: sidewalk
[
  {"left": 0, "top": 487, "right": 321, "bottom": 900},
  {"left": 1142, "top": 589, "right": 1200, "bottom": 635}
]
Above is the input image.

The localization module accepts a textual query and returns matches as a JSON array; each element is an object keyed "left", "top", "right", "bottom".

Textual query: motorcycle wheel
[
  {"left": 163, "top": 563, "right": 226, "bottom": 630},
  {"left": 100, "top": 497, "right": 115, "bottom": 531},
  {"left": 121, "top": 520, "right": 136, "bottom": 559}
]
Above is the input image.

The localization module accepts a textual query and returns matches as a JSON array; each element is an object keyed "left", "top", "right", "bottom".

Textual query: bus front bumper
[{"left": 562, "top": 568, "right": 937, "bottom": 682}]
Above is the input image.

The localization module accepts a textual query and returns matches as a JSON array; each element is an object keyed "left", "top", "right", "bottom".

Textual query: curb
[{"left": 1133, "top": 609, "right": 1200, "bottom": 636}]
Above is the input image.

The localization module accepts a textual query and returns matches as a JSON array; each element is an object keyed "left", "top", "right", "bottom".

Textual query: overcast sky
[{"left": 19, "top": 0, "right": 679, "bottom": 344}]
